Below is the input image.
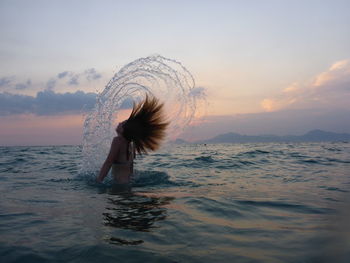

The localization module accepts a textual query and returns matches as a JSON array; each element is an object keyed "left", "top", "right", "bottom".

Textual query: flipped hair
[{"left": 122, "top": 95, "right": 169, "bottom": 155}]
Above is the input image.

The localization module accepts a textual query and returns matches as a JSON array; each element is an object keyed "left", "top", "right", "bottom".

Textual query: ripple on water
[
  {"left": 318, "top": 186, "right": 349, "bottom": 193},
  {"left": 1, "top": 143, "right": 350, "bottom": 262},
  {"left": 185, "top": 197, "right": 245, "bottom": 219},
  {"left": 236, "top": 200, "right": 334, "bottom": 215}
]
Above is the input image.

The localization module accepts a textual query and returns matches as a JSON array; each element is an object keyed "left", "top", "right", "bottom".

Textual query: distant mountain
[
  {"left": 193, "top": 130, "right": 350, "bottom": 144},
  {"left": 172, "top": 138, "right": 188, "bottom": 144}
]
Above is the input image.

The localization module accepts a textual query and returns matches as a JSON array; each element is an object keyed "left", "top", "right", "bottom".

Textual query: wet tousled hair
[{"left": 122, "top": 95, "right": 169, "bottom": 155}]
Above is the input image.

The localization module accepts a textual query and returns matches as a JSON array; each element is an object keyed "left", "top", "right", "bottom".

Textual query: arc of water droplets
[{"left": 81, "top": 55, "right": 206, "bottom": 173}]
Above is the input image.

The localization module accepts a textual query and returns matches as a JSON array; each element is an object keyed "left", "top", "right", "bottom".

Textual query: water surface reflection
[{"left": 102, "top": 185, "right": 174, "bottom": 245}]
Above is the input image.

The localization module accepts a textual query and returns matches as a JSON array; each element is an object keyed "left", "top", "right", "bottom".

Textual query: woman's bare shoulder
[
  {"left": 112, "top": 136, "right": 120, "bottom": 142},
  {"left": 112, "top": 136, "right": 127, "bottom": 146},
  {"left": 109, "top": 137, "right": 124, "bottom": 155}
]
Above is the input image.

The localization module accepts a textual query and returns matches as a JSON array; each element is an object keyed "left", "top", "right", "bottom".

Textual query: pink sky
[{"left": 0, "top": 114, "right": 83, "bottom": 146}]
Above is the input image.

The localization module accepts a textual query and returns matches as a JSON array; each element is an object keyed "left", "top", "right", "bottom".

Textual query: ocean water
[{"left": 1, "top": 142, "right": 350, "bottom": 263}]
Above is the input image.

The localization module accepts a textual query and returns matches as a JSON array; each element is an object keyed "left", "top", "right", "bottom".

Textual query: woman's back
[{"left": 112, "top": 138, "right": 134, "bottom": 184}]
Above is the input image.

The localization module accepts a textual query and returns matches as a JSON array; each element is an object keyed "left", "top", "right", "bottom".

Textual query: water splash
[{"left": 81, "top": 55, "right": 206, "bottom": 173}]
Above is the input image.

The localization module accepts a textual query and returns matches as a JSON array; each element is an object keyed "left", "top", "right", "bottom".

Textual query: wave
[
  {"left": 194, "top": 156, "right": 215, "bottom": 163},
  {"left": 236, "top": 200, "right": 334, "bottom": 215},
  {"left": 236, "top": 149, "right": 270, "bottom": 157},
  {"left": 132, "top": 170, "right": 174, "bottom": 187}
]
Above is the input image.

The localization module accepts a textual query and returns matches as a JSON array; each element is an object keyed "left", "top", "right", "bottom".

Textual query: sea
[{"left": 1, "top": 142, "right": 350, "bottom": 263}]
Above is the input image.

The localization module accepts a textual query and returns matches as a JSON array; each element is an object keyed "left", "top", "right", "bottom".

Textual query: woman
[{"left": 96, "top": 95, "right": 169, "bottom": 184}]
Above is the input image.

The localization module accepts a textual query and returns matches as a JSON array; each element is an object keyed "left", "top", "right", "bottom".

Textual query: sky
[{"left": 1, "top": 0, "right": 350, "bottom": 145}]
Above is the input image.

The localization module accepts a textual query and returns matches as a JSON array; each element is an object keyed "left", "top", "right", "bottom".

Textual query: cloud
[
  {"left": 189, "top": 86, "right": 206, "bottom": 99},
  {"left": 14, "top": 79, "right": 31, "bottom": 90},
  {"left": 0, "top": 92, "right": 35, "bottom": 115},
  {"left": 260, "top": 99, "right": 275, "bottom": 112},
  {"left": 84, "top": 68, "right": 102, "bottom": 81},
  {"left": 46, "top": 78, "right": 56, "bottom": 90},
  {"left": 68, "top": 75, "right": 79, "bottom": 85},
  {"left": 0, "top": 90, "right": 97, "bottom": 116},
  {"left": 1, "top": 67, "right": 102, "bottom": 92},
  {"left": 57, "top": 71, "right": 70, "bottom": 79},
  {"left": 65, "top": 68, "right": 102, "bottom": 86},
  {"left": 0, "top": 77, "right": 32, "bottom": 91},
  {"left": 0, "top": 77, "right": 13, "bottom": 88},
  {"left": 56, "top": 71, "right": 80, "bottom": 85},
  {"left": 55, "top": 68, "right": 102, "bottom": 87},
  {"left": 261, "top": 59, "right": 350, "bottom": 112}
]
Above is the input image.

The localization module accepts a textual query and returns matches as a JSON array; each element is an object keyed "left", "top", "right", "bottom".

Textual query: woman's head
[{"left": 120, "top": 95, "right": 169, "bottom": 154}]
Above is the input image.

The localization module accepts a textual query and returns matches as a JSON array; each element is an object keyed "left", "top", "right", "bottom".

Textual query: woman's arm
[{"left": 96, "top": 137, "right": 120, "bottom": 183}]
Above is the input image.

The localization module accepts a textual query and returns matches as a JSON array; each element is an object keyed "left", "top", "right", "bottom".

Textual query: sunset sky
[{"left": 1, "top": 0, "right": 350, "bottom": 145}]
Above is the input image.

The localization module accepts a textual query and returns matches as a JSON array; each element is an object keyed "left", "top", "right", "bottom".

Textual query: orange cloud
[
  {"left": 261, "top": 99, "right": 276, "bottom": 112},
  {"left": 261, "top": 59, "right": 350, "bottom": 112},
  {"left": 313, "top": 60, "right": 350, "bottom": 87},
  {"left": 283, "top": 82, "right": 300, "bottom": 93}
]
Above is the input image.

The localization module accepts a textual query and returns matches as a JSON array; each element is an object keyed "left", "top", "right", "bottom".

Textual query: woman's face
[{"left": 116, "top": 120, "right": 126, "bottom": 135}]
